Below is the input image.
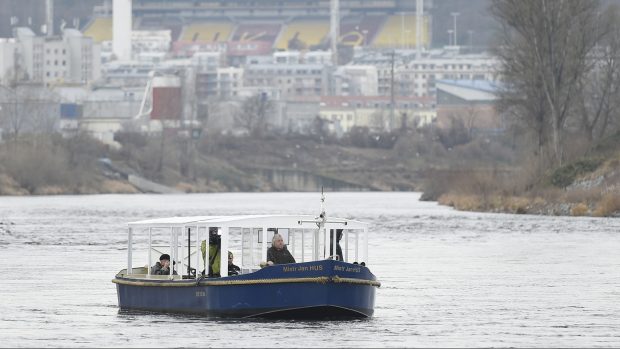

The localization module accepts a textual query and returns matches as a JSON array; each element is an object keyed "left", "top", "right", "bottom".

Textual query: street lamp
[{"left": 450, "top": 12, "right": 460, "bottom": 46}]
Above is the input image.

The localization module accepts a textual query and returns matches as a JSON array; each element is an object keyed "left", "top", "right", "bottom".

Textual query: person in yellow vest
[{"left": 201, "top": 228, "right": 221, "bottom": 277}]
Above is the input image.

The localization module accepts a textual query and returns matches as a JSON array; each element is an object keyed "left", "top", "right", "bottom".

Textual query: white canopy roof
[{"left": 128, "top": 215, "right": 368, "bottom": 229}]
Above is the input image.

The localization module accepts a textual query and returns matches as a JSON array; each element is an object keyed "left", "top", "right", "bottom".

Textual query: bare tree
[
  {"left": 576, "top": 6, "right": 620, "bottom": 145},
  {"left": 463, "top": 103, "right": 479, "bottom": 140},
  {"left": 491, "top": 0, "right": 601, "bottom": 165},
  {"left": 495, "top": 49, "right": 551, "bottom": 171},
  {"left": 0, "top": 86, "right": 24, "bottom": 137},
  {"left": 26, "top": 87, "right": 59, "bottom": 134},
  {"left": 0, "top": 84, "right": 59, "bottom": 138},
  {"left": 235, "top": 93, "right": 273, "bottom": 137},
  {"left": 370, "top": 109, "right": 387, "bottom": 132},
  {"left": 197, "top": 96, "right": 222, "bottom": 133}
]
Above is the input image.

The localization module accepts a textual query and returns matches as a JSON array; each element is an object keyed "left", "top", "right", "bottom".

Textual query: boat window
[
  {"left": 278, "top": 228, "right": 289, "bottom": 244},
  {"left": 288, "top": 228, "right": 315, "bottom": 263},
  {"left": 241, "top": 227, "right": 263, "bottom": 269}
]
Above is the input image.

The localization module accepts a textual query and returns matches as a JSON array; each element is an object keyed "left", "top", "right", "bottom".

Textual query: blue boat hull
[{"left": 114, "top": 260, "right": 378, "bottom": 318}]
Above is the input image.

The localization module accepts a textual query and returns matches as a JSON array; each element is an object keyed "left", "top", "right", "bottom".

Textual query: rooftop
[{"left": 436, "top": 79, "right": 501, "bottom": 93}]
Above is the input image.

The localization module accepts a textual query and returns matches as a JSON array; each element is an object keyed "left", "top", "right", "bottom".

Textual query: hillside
[
  {"left": 0, "top": 132, "right": 423, "bottom": 195},
  {"left": 1, "top": 130, "right": 617, "bottom": 217},
  {"left": 427, "top": 132, "right": 620, "bottom": 217}
]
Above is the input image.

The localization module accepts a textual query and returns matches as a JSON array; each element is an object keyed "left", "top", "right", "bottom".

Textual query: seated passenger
[
  {"left": 228, "top": 251, "right": 241, "bottom": 276},
  {"left": 266, "top": 233, "right": 296, "bottom": 265},
  {"left": 151, "top": 253, "right": 177, "bottom": 275}
]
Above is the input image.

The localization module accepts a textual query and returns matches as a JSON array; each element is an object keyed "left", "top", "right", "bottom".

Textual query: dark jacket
[
  {"left": 228, "top": 263, "right": 241, "bottom": 276},
  {"left": 267, "top": 245, "right": 296, "bottom": 265},
  {"left": 151, "top": 262, "right": 178, "bottom": 275},
  {"left": 329, "top": 229, "right": 344, "bottom": 261}
]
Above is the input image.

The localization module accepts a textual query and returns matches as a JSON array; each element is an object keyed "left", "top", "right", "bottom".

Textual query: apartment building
[
  {"left": 244, "top": 63, "right": 328, "bottom": 98},
  {"left": 4, "top": 27, "right": 101, "bottom": 86},
  {"left": 352, "top": 48, "right": 499, "bottom": 98}
]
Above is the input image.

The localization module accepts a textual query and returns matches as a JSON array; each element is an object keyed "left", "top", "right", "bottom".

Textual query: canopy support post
[
  {"left": 147, "top": 227, "right": 152, "bottom": 276},
  {"left": 127, "top": 227, "right": 133, "bottom": 275},
  {"left": 220, "top": 226, "right": 229, "bottom": 277}
]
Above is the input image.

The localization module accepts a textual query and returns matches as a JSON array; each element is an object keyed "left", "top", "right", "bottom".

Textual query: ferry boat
[{"left": 113, "top": 195, "right": 380, "bottom": 318}]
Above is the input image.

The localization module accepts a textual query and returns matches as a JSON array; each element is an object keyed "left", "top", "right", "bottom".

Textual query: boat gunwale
[{"left": 112, "top": 275, "right": 381, "bottom": 287}]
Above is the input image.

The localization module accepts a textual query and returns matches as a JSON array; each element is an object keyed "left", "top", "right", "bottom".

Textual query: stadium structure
[{"left": 82, "top": 0, "right": 432, "bottom": 60}]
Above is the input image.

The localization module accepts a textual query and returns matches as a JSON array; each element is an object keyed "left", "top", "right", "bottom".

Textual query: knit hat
[{"left": 160, "top": 253, "right": 171, "bottom": 261}]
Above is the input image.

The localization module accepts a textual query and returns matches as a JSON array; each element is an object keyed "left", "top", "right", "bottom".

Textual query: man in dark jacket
[
  {"left": 266, "top": 233, "right": 296, "bottom": 265},
  {"left": 151, "top": 253, "right": 177, "bottom": 275},
  {"left": 228, "top": 251, "right": 241, "bottom": 276},
  {"left": 329, "top": 229, "right": 344, "bottom": 261}
]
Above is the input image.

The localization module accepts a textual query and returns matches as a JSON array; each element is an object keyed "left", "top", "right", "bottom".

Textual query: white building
[
  {"left": 99, "top": 30, "right": 172, "bottom": 62},
  {"left": 304, "top": 51, "right": 332, "bottom": 65},
  {"left": 132, "top": 30, "right": 171, "bottom": 54},
  {"left": 273, "top": 50, "right": 333, "bottom": 65},
  {"left": 274, "top": 51, "right": 301, "bottom": 65},
  {"left": 61, "top": 29, "right": 101, "bottom": 84},
  {"left": 399, "top": 53, "right": 499, "bottom": 97},
  {"left": 13, "top": 27, "right": 45, "bottom": 82},
  {"left": 244, "top": 63, "right": 328, "bottom": 98},
  {"left": 192, "top": 52, "right": 224, "bottom": 72},
  {"left": 0, "top": 39, "right": 18, "bottom": 84},
  {"left": 352, "top": 47, "right": 500, "bottom": 98},
  {"left": 334, "top": 65, "right": 378, "bottom": 96},
  {"left": 5, "top": 27, "right": 101, "bottom": 86},
  {"left": 195, "top": 66, "right": 244, "bottom": 99},
  {"left": 101, "top": 60, "right": 155, "bottom": 86}
]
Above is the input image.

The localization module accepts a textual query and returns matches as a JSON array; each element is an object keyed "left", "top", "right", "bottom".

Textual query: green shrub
[{"left": 550, "top": 158, "right": 603, "bottom": 188}]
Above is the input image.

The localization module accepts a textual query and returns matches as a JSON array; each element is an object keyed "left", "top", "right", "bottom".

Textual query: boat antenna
[
  {"left": 298, "top": 186, "right": 346, "bottom": 227},
  {"left": 319, "top": 186, "right": 326, "bottom": 227}
]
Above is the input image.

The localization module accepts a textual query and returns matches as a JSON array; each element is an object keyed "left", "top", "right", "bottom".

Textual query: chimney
[{"left": 113, "top": 0, "right": 132, "bottom": 61}]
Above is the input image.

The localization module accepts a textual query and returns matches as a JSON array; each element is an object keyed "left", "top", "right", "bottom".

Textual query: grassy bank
[
  {"left": 0, "top": 132, "right": 422, "bottom": 195},
  {"left": 424, "top": 150, "right": 620, "bottom": 217}
]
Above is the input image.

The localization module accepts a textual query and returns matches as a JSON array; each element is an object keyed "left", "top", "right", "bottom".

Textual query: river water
[{"left": 1, "top": 192, "right": 619, "bottom": 347}]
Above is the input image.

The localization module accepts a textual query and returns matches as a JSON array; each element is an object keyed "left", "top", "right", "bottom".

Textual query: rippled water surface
[{"left": 1, "top": 192, "right": 619, "bottom": 347}]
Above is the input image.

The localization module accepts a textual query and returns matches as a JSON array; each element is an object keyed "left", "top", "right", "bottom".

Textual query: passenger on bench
[
  {"left": 151, "top": 253, "right": 177, "bottom": 275},
  {"left": 228, "top": 251, "right": 241, "bottom": 276},
  {"left": 266, "top": 233, "right": 296, "bottom": 265}
]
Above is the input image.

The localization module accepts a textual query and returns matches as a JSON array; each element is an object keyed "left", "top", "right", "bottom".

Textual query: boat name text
[
  {"left": 282, "top": 265, "right": 323, "bottom": 272},
  {"left": 333, "top": 265, "right": 361, "bottom": 273}
]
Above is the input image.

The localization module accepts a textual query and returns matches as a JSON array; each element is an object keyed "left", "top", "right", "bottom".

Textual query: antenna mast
[{"left": 319, "top": 186, "right": 326, "bottom": 223}]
